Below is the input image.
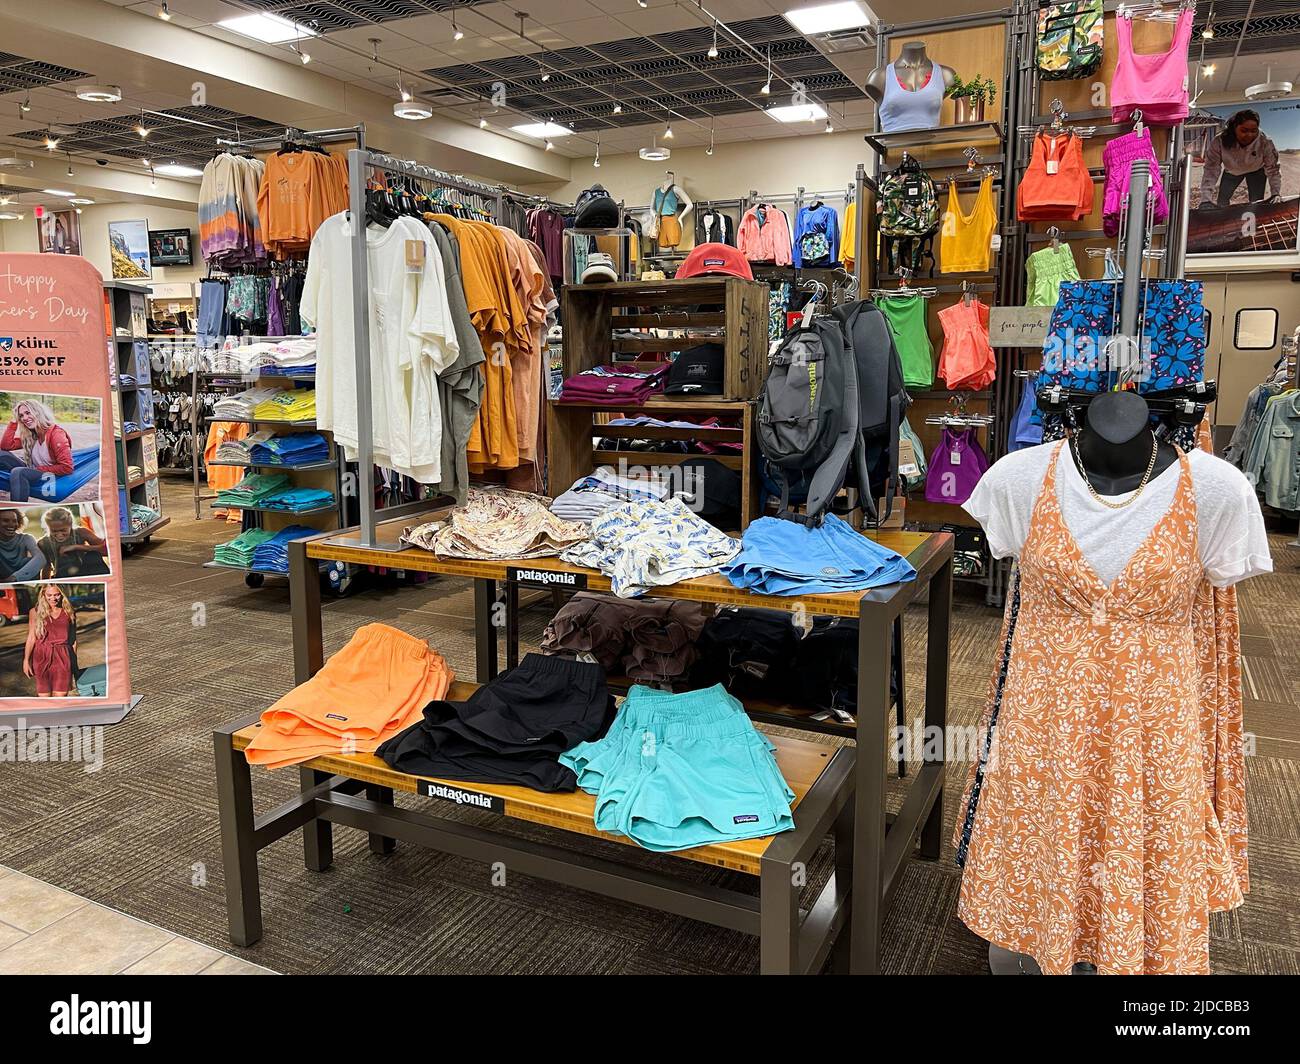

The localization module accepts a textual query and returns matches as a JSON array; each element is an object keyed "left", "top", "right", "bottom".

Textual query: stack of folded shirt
[
  {"left": 597, "top": 416, "right": 744, "bottom": 455},
  {"left": 259, "top": 486, "right": 335, "bottom": 513},
  {"left": 559, "top": 685, "right": 795, "bottom": 851},
  {"left": 212, "top": 337, "right": 318, "bottom": 376},
  {"left": 541, "top": 595, "right": 714, "bottom": 683},
  {"left": 402, "top": 487, "right": 588, "bottom": 560},
  {"left": 214, "top": 429, "right": 271, "bottom": 464},
  {"left": 244, "top": 623, "right": 453, "bottom": 770},
  {"left": 722, "top": 514, "right": 917, "bottom": 595},
  {"left": 558, "top": 363, "right": 670, "bottom": 406},
  {"left": 213, "top": 527, "right": 275, "bottom": 567},
  {"left": 214, "top": 471, "right": 291, "bottom": 508},
  {"left": 128, "top": 504, "right": 161, "bottom": 533},
  {"left": 561, "top": 497, "right": 740, "bottom": 598},
  {"left": 253, "top": 388, "right": 315, "bottom": 422},
  {"left": 247, "top": 432, "right": 329, "bottom": 466},
  {"left": 214, "top": 386, "right": 282, "bottom": 420},
  {"left": 549, "top": 465, "right": 671, "bottom": 523},
  {"left": 250, "top": 524, "right": 317, "bottom": 573}
]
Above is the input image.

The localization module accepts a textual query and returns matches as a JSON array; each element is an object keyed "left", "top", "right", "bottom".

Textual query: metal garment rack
[
  {"left": 340, "top": 147, "right": 516, "bottom": 550},
  {"left": 863, "top": 7, "right": 1020, "bottom": 602}
]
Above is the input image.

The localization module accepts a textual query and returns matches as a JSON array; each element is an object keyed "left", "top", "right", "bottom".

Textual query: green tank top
[
  {"left": 1024, "top": 244, "right": 1080, "bottom": 307},
  {"left": 879, "top": 293, "right": 933, "bottom": 390}
]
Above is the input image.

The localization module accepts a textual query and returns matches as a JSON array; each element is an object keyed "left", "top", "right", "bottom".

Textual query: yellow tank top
[{"left": 939, "top": 175, "right": 996, "bottom": 274}]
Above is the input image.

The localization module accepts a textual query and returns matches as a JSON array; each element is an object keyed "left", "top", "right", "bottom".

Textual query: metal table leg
[
  {"left": 299, "top": 767, "right": 334, "bottom": 871},
  {"left": 366, "top": 786, "right": 396, "bottom": 855},
  {"left": 851, "top": 603, "right": 894, "bottom": 974},
  {"left": 920, "top": 557, "right": 952, "bottom": 861},
  {"left": 214, "top": 727, "right": 263, "bottom": 947},
  {"left": 474, "top": 577, "right": 499, "bottom": 682}
]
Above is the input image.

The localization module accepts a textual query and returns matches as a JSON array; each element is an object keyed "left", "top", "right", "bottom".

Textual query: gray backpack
[
  {"left": 757, "top": 319, "right": 871, "bottom": 524},
  {"left": 757, "top": 301, "right": 908, "bottom": 526}
]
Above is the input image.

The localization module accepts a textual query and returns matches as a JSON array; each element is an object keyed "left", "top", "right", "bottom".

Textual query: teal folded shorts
[{"left": 559, "top": 684, "right": 795, "bottom": 852}]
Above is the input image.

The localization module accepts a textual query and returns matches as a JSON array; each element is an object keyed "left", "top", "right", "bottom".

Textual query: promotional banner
[
  {"left": 0, "top": 254, "right": 133, "bottom": 725},
  {"left": 1188, "top": 96, "right": 1300, "bottom": 259}
]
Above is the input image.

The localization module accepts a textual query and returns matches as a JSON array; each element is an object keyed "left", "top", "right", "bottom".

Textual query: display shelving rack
[{"left": 104, "top": 279, "right": 169, "bottom": 550}]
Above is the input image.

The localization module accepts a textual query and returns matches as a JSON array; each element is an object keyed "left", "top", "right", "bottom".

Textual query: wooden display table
[{"left": 215, "top": 510, "right": 953, "bottom": 975}]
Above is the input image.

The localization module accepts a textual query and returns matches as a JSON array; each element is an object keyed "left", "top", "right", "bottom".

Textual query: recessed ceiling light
[
  {"left": 76, "top": 84, "right": 122, "bottom": 103},
  {"left": 154, "top": 163, "right": 203, "bottom": 178},
  {"left": 394, "top": 100, "right": 433, "bottom": 120},
  {"left": 511, "top": 122, "right": 572, "bottom": 139},
  {"left": 766, "top": 102, "right": 828, "bottom": 123},
  {"left": 784, "top": 1, "right": 871, "bottom": 35},
  {"left": 42, "top": 188, "right": 73, "bottom": 197},
  {"left": 68, "top": 197, "right": 94, "bottom": 205},
  {"left": 216, "top": 13, "right": 318, "bottom": 45}
]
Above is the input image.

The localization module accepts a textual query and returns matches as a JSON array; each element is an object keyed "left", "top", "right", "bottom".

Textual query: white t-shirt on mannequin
[{"left": 965, "top": 442, "right": 1272, "bottom": 588}]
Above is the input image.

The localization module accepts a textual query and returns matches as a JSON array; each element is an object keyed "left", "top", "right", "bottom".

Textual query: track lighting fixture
[
  {"left": 545, "top": 139, "right": 555, "bottom": 151},
  {"left": 708, "top": 23, "right": 719, "bottom": 59},
  {"left": 613, "top": 102, "right": 623, "bottom": 115},
  {"left": 1202, "top": 63, "right": 1216, "bottom": 77},
  {"left": 479, "top": 116, "right": 489, "bottom": 128},
  {"left": 453, "top": 12, "right": 464, "bottom": 40},
  {"left": 158, "top": 2, "right": 170, "bottom": 20},
  {"left": 824, "top": 118, "right": 834, "bottom": 133},
  {"left": 1201, "top": 23, "right": 1214, "bottom": 38},
  {"left": 541, "top": 72, "right": 550, "bottom": 82},
  {"left": 663, "top": 121, "right": 673, "bottom": 139},
  {"left": 637, "top": 0, "right": 648, "bottom": 7},
  {"left": 45, "top": 137, "right": 58, "bottom": 151},
  {"left": 593, "top": 140, "right": 601, "bottom": 168},
  {"left": 66, "top": 154, "right": 74, "bottom": 177},
  {"left": 706, "top": 122, "right": 715, "bottom": 156},
  {"left": 292, "top": 45, "right": 311, "bottom": 64},
  {"left": 761, "top": 47, "right": 772, "bottom": 95},
  {"left": 20, "top": 96, "right": 31, "bottom": 113},
  {"left": 136, "top": 111, "right": 151, "bottom": 138}
]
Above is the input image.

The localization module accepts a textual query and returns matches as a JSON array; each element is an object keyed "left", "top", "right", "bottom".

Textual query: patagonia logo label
[
  {"left": 325, "top": 713, "right": 348, "bottom": 721},
  {"left": 733, "top": 814, "right": 760, "bottom": 824},
  {"left": 704, "top": 257, "right": 726, "bottom": 266}
]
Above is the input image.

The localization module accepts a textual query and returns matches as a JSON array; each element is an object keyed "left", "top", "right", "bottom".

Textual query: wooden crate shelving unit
[{"left": 550, "top": 276, "right": 768, "bottom": 529}]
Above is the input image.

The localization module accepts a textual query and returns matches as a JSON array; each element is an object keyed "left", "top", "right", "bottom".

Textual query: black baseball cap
[{"left": 665, "top": 343, "right": 724, "bottom": 395}]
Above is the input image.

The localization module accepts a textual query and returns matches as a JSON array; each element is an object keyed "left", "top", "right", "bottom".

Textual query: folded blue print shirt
[{"left": 723, "top": 514, "right": 917, "bottom": 595}]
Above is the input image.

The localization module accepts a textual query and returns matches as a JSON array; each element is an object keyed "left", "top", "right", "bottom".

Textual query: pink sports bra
[{"left": 1110, "top": 8, "right": 1193, "bottom": 126}]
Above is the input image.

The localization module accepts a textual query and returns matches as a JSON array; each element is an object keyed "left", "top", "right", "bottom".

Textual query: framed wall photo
[
  {"left": 1187, "top": 97, "right": 1300, "bottom": 262},
  {"left": 36, "top": 209, "right": 82, "bottom": 256},
  {"left": 107, "top": 218, "right": 151, "bottom": 280}
]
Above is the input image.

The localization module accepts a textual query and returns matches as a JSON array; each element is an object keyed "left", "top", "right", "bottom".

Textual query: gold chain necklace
[{"left": 1070, "top": 431, "right": 1159, "bottom": 510}]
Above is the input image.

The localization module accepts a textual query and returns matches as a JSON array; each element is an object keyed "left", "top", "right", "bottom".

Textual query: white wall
[
  {"left": 0, "top": 202, "right": 205, "bottom": 289},
  {"left": 525, "top": 132, "right": 877, "bottom": 231}
]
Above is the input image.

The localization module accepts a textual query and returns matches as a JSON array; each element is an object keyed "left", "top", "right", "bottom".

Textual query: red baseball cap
[{"left": 677, "top": 242, "right": 753, "bottom": 281}]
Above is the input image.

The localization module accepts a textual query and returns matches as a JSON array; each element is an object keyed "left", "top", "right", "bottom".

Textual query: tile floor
[{"left": 0, "top": 865, "right": 276, "bottom": 975}]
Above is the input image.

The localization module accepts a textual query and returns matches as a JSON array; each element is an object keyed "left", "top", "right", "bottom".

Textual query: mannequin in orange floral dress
[{"left": 957, "top": 395, "right": 1270, "bottom": 974}]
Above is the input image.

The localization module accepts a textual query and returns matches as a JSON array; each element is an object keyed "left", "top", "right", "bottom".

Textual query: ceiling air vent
[{"left": 812, "top": 26, "right": 878, "bottom": 54}]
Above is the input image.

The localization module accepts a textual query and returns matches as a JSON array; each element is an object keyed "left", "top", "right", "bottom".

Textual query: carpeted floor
[{"left": 1, "top": 476, "right": 1297, "bottom": 975}]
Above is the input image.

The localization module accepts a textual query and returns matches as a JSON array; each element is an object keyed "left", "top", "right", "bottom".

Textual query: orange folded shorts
[{"left": 244, "top": 623, "right": 454, "bottom": 769}]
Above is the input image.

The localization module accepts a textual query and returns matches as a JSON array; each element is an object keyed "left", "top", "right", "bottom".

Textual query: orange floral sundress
[{"left": 955, "top": 442, "right": 1244, "bottom": 975}]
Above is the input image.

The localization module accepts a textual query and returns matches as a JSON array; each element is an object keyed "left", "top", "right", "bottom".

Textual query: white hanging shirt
[
  {"left": 965, "top": 442, "right": 1272, "bottom": 588},
  {"left": 302, "top": 212, "right": 458, "bottom": 483}
]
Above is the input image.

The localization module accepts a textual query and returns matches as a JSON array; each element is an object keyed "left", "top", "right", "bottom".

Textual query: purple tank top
[{"left": 925, "top": 427, "right": 989, "bottom": 505}]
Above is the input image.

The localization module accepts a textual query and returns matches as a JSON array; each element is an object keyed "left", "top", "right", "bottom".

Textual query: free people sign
[{"left": 0, "top": 254, "right": 132, "bottom": 725}]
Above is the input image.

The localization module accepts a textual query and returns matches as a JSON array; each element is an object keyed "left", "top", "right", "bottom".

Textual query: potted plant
[{"left": 946, "top": 74, "right": 997, "bottom": 124}]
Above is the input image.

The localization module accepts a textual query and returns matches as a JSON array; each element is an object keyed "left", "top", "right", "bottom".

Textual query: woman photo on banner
[
  {"left": 23, "top": 583, "right": 78, "bottom": 698},
  {"left": 37, "top": 505, "right": 110, "bottom": 579},
  {"left": 1198, "top": 108, "right": 1284, "bottom": 207},
  {"left": 0, "top": 508, "right": 45, "bottom": 581},
  {"left": 0, "top": 398, "right": 75, "bottom": 502}
]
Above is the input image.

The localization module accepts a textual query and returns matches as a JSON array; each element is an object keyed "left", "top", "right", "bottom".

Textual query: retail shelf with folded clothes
[
  {"left": 106, "top": 280, "right": 165, "bottom": 543},
  {"left": 198, "top": 339, "right": 348, "bottom": 590},
  {"left": 550, "top": 275, "right": 768, "bottom": 531}
]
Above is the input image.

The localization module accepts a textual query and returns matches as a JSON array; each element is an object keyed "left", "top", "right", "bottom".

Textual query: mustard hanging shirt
[{"left": 939, "top": 175, "right": 997, "bottom": 274}]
